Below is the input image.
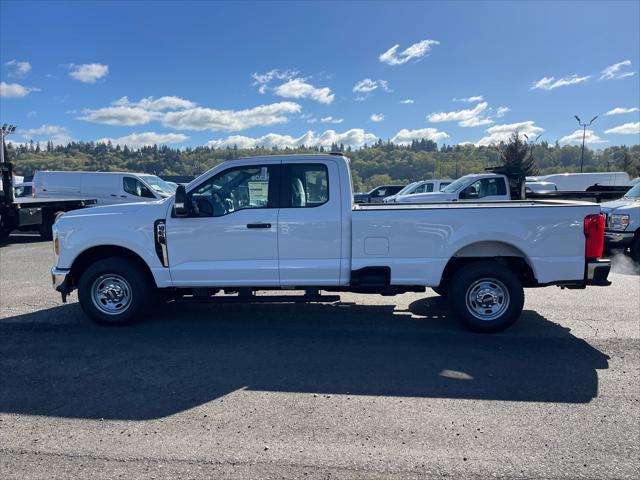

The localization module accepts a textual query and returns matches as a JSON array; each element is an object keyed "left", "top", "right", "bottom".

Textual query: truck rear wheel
[
  {"left": 78, "top": 257, "right": 152, "bottom": 326},
  {"left": 448, "top": 261, "right": 524, "bottom": 333}
]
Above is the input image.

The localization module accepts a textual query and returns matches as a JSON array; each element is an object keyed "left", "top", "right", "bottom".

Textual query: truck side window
[
  {"left": 190, "top": 165, "right": 275, "bottom": 217},
  {"left": 465, "top": 178, "right": 507, "bottom": 199},
  {"left": 287, "top": 164, "right": 329, "bottom": 208},
  {"left": 123, "top": 177, "right": 155, "bottom": 198}
]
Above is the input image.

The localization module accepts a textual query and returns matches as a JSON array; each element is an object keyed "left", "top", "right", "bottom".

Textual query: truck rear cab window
[
  {"left": 284, "top": 164, "right": 329, "bottom": 208},
  {"left": 190, "top": 165, "right": 277, "bottom": 217},
  {"left": 123, "top": 177, "right": 155, "bottom": 198}
]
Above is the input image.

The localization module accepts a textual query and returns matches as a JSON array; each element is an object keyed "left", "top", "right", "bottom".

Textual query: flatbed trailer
[{"left": 0, "top": 125, "right": 97, "bottom": 241}]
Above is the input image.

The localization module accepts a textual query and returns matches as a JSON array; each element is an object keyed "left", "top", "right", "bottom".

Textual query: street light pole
[{"left": 574, "top": 115, "right": 598, "bottom": 173}]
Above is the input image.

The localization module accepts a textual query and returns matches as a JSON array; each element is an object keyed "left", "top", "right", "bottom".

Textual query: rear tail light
[{"left": 584, "top": 214, "right": 605, "bottom": 260}]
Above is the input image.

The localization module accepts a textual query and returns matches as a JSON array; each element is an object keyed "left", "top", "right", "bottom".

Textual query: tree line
[{"left": 6, "top": 137, "right": 639, "bottom": 192}]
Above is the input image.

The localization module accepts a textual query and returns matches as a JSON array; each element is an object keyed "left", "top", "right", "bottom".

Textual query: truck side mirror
[{"left": 174, "top": 185, "right": 189, "bottom": 217}]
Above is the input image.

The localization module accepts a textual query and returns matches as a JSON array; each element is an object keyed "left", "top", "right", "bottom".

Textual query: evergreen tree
[{"left": 499, "top": 133, "right": 539, "bottom": 175}]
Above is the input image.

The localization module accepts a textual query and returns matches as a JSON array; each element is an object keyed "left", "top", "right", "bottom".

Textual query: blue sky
[{"left": 1, "top": 0, "right": 639, "bottom": 149}]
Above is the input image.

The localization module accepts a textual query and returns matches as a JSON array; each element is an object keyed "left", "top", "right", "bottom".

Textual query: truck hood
[
  {"left": 60, "top": 198, "right": 170, "bottom": 220},
  {"left": 600, "top": 198, "right": 640, "bottom": 213},
  {"left": 396, "top": 192, "right": 456, "bottom": 203}
]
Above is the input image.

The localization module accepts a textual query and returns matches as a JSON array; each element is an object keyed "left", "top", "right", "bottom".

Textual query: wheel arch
[
  {"left": 69, "top": 245, "right": 157, "bottom": 288},
  {"left": 440, "top": 241, "right": 538, "bottom": 288}
]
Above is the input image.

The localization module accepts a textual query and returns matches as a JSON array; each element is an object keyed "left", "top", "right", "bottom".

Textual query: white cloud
[
  {"left": 97, "top": 132, "right": 190, "bottom": 149},
  {"left": 252, "top": 69, "right": 298, "bottom": 93},
  {"left": 496, "top": 106, "right": 510, "bottom": 118},
  {"left": 5, "top": 60, "right": 31, "bottom": 78},
  {"left": 370, "top": 113, "right": 384, "bottom": 122},
  {"left": 80, "top": 96, "right": 301, "bottom": 131},
  {"left": 0, "top": 82, "right": 40, "bottom": 98},
  {"left": 390, "top": 128, "right": 449, "bottom": 145},
  {"left": 605, "top": 107, "right": 639, "bottom": 116},
  {"left": 604, "top": 122, "right": 640, "bottom": 135},
  {"left": 162, "top": 102, "right": 302, "bottom": 131},
  {"left": 531, "top": 74, "right": 591, "bottom": 90},
  {"left": 22, "top": 124, "right": 67, "bottom": 136},
  {"left": 379, "top": 39, "right": 440, "bottom": 66},
  {"left": 67, "top": 63, "right": 109, "bottom": 83},
  {"left": 475, "top": 121, "right": 544, "bottom": 146},
  {"left": 114, "top": 95, "right": 196, "bottom": 111},
  {"left": 559, "top": 129, "right": 607, "bottom": 145},
  {"left": 352, "top": 78, "right": 391, "bottom": 94},
  {"left": 207, "top": 128, "right": 379, "bottom": 149},
  {"left": 320, "top": 116, "right": 343, "bottom": 124},
  {"left": 274, "top": 78, "right": 334, "bottom": 104},
  {"left": 453, "top": 95, "right": 483, "bottom": 103},
  {"left": 79, "top": 106, "right": 159, "bottom": 126},
  {"left": 600, "top": 60, "right": 635, "bottom": 80},
  {"left": 427, "top": 102, "right": 492, "bottom": 127},
  {"left": 20, "top": 124, "right": 73, "bottom": 146},
  {"left": 400, "top": 99, "right": 414, "bottom": 104}
]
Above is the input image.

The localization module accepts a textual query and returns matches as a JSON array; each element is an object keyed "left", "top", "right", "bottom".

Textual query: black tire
[
  {"left": 630, "top": 234, "right": 640, "bottom": 264},
  {"left": 78, "top": 257, "right": 152, "bottom": 326},
  {"left": 0, "top": 211, "right": 10, "bottom": 241},
  {"left": 448, "top": 261, "right": 524, "bottom": 333},
  {"left": 431, "top": 285, "right": 448, "bottom": 297},
  {"left": 39, "top": 214, "right": 54, "bottom": 240}
]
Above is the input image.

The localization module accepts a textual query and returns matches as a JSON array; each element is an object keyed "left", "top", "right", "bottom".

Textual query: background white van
[
  {"left": 32, "top": 171, "right": 176, "bottom": 205},
  {"left": 526, "top": 172, "right": 629, "bottom": 191}
]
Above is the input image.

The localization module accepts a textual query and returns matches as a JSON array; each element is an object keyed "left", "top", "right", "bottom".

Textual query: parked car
[
  {"left": 33, "top": 171, "right": 175, "bottom": 205},
  {"left": 383, "top": 179, "right": 452, "bottom": 203},
  {"left": 601, "top": 182, "right": 640, "bottom": 262},
  {"left": 526, "top": 172, "right": 630, "bottom": 191},
  {"left": 353, "top": 184, "right": 405, "bottom": 203},
  {"left": 51, "top": 154, "right": 610, "bottom": 333}
]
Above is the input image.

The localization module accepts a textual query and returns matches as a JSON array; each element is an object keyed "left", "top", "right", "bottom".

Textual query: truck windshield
[
  {"left": 396, "top": 182, "right": 418, "bottom": 196},
  {"left": 140, "top": 175, "right": 176, "bottom": 195},
  {"left": 624, "top": 183, "right": 640, "bottom": 199},
  {"left": 441, "top": 176, "right": 472, "bottom": 193}
]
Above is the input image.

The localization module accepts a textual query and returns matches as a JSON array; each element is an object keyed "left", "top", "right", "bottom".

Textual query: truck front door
[{"left": 166, "top": 162, "right": 280, "bottom": 287}]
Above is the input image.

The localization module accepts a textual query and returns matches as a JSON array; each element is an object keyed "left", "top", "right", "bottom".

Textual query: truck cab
[{"left": 395, "top": 173, "right": 510, "bottom": 203}]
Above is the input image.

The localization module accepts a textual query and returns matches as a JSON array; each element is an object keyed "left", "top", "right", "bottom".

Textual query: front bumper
[
  {"left": 585, "top": 258, "right": 611, "bottom": 286},
  {"left": 51, "top": 267, "right": 72, "bottom": 301},
  {"left": 604, "top": 231, "right": 634, "bottom": 249}
]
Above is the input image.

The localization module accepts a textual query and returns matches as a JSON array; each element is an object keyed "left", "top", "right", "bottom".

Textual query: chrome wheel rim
[
  {"left": 91, "top": 274, "right": 132, "bottom": 315},
  {"left": 465, "top": 277, "right": 509, "bottom": 321}
]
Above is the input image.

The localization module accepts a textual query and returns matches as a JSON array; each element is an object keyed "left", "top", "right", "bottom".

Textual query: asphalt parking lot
[{"left": 1, "top": 233, "right": 639, "bottom": 479}]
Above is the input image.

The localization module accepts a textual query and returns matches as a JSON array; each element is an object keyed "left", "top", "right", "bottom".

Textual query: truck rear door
[{"left": 278, "top": 159, "right": 342, "bottom": 286}]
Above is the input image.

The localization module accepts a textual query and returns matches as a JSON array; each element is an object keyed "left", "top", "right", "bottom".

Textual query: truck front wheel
[
  {"left": 78, "top": 257, "right": 152, "bottom": 326},
  {"left": 448, "top": 261, "right": 524, "bottom": 333}
]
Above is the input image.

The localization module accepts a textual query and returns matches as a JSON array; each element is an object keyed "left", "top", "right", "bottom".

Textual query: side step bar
[{"left": 174, "top": 290, "right": 341, "bottom": 304}]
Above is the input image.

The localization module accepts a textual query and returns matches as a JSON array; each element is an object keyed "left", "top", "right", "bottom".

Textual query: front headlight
[{"left": 608, "top": 214, "right": 630, "bottom": 231}]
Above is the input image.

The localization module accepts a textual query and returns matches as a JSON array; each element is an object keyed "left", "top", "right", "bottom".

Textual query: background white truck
[
  {"left": 51, "top": 154, "right": 611, "bottom": 333},
  {"left": 601, "top": 182, "right": 640, "bottom": 262},
  {"left": 383, "top": 179, "right": 452, "bottom": 203}
]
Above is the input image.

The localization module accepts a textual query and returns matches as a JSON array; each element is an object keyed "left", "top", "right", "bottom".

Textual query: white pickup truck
[{"left": 51, "top": 154, "right": 611, "bottom": 332}]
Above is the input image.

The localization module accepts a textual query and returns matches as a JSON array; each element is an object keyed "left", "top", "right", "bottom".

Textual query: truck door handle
[
  {"left": 110, "top": 194, "right": 118, "bottom": 197},
  {"left": 247, "top": 223, "right": 271, "bottom": 229}
]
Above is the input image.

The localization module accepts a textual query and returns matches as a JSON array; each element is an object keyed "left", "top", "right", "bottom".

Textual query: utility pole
[{"left": 574, "top": 115, "right": 598, "bottom": 173}]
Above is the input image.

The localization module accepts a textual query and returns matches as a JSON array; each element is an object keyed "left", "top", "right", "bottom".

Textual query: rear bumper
[
  {"left": 585, "top": 258, "right": 611, "bottom": 286},
  {"left": 604, "top": 231, "right": 634, "bottom": 249}
]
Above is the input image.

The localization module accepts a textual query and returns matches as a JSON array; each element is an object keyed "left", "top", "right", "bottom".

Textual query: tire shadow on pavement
[{"left": 0, "top": 300, "right": 610, "bottom": 420}]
